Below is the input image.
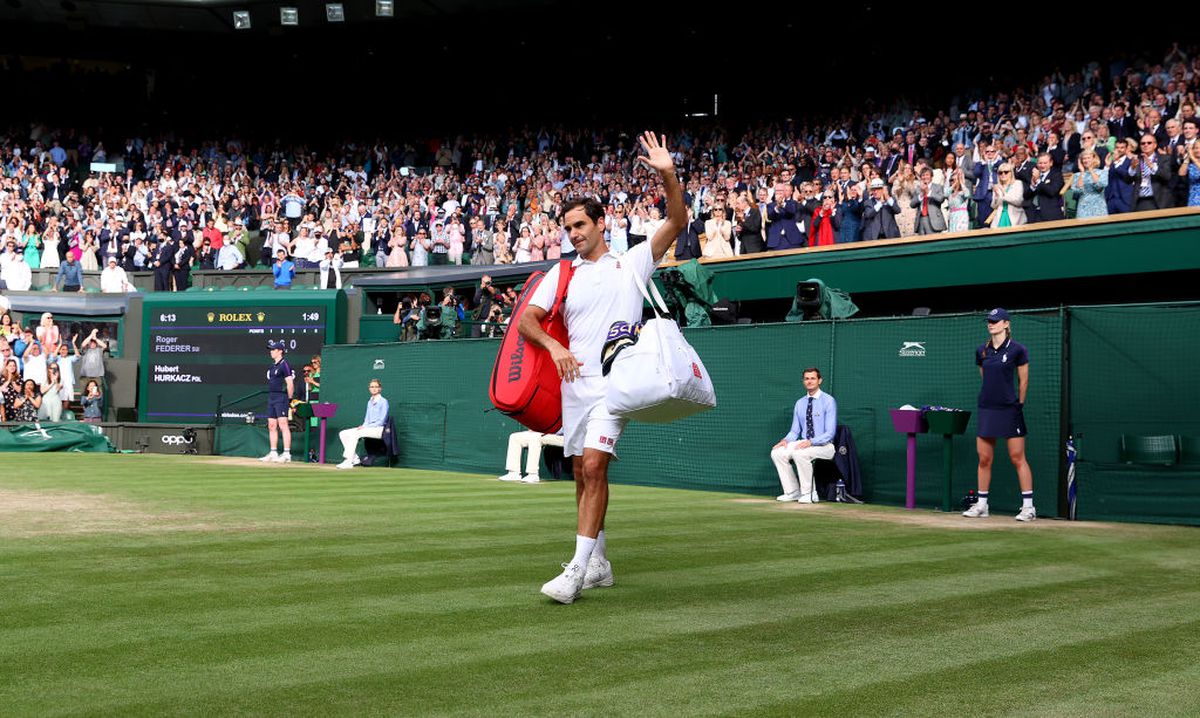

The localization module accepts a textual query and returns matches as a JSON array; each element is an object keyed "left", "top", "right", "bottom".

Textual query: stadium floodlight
[
  {"left": 280, "top": 7, "right": 298, "bottom": 25},
  {"left": 326, "top": 3, "right": 344, "bottom": 22},
  {"left": 375, "top": 0, "right": 393, "bottom": 17},
  {"left": 233, "top": 11, "right": 251, "bottom": 30}
]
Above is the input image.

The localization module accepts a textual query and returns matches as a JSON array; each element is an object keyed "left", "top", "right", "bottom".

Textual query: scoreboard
[{"left": 139, "top": 292, "right": 345, "bottom": 423}]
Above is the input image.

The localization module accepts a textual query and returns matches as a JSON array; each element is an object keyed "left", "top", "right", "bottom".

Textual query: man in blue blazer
[
  {"left": 766, "top": 189, "right": 805, "bottom": 250},
  {"left": 1106, "top": 142, "right": 1136, "bottom": 214},
  {"left": 968, "top": 145, "right": 1003, "bottom": 228}
]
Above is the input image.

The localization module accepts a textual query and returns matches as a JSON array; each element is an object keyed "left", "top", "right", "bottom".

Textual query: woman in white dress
[
  {"left": 702, "top": 206, "right": 734, "bottom": 258},
  {"left": 513, "top": 226, "right": 533, "bottom": 263},
  {"left": 40, "top": 225, "right": 61, "bottom": 269}
]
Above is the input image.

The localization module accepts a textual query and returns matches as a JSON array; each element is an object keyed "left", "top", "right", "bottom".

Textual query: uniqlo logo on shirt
[
  {"left": 599, "top": 436, "right": 615, "bottom": 446},
  {"left": 692, "top": 362, "right": 702, "bottom": 378}
]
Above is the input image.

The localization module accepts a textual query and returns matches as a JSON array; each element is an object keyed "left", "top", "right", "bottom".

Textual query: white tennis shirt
[{"left": 529, "top": 241, "right": 658, "bottom": 378}]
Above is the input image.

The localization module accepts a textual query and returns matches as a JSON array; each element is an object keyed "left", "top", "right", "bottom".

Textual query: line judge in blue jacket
[{"left": 770, "top": 367, "right": 837, "bottom": 503}]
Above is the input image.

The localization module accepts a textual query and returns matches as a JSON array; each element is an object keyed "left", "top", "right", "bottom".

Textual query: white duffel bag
[{"left": 606, "top": 266, "right": 716, "bottom": 423}]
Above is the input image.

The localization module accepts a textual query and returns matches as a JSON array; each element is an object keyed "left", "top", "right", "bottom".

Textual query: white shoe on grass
[
  {"left": 260, "top": 451, "right": 278, "bottom": 463},
  {"left": 498, "top": 472, "right": 523, "bottom": 482},
  {"left": 275, "top": 453, "right": 291, "bottom": 463},
  {"left": 520, "top": 474, "right": 541, "bottom": 484},
  {"left": 582, "top": 557, "right": 614, "bottom": 590},
  {"left": 962, "top": 502, "right": 989, "bottom": 518},
  {"left": 540, "top": 563, "right": 586, "bottom": 604},
  {"left": 336, "top": 460, "right": 355, "bottom": 470},
  {"left": 1015, "top": 506, "right": 1037, "bottom": 522},
  {"left": 777, "top": 491, "right": 801, "bottom": 501}
]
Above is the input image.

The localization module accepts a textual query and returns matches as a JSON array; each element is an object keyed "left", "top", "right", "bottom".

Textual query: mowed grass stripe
[
  {"left": 20, "top": 587, "right": 1198, "bottom": 717},
  {"left": 2, "top": 542, "right": 1086, "bottom": 659},
  {"left": 1, "top": 454, "right": 1198, "bottom": 716}
]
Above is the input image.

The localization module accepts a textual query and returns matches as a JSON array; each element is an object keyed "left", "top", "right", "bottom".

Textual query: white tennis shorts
[{"left": 561, "top": 375, "right": 626, "bottom": 457}]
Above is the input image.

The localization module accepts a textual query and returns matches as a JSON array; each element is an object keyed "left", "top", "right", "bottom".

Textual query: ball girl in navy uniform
[
  {"left": 964, "top": 308, "right": 1036, "bottom": 521},
  {"left": 260, "top": 339, "right": 295, "bottom": 463}
]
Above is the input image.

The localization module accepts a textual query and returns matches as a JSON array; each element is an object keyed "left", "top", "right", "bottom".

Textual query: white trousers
[
  {"left": 339, "top": 425, "right": 384, "bottom": 460},
  {"left": 505, "top": 431, "right": 565, "bottom": 476},
  {"left": 771, "top": 442, "right": 836, "bottom": 496}
]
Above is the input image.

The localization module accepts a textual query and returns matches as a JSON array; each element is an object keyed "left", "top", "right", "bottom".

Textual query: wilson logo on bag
[{"left": 489, "top": 260, "right": 575, "bottom": 432}]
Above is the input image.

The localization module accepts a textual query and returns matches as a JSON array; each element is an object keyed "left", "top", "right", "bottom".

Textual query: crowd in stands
[
  {"left": 0, "top": 44, "right": 1198, "bottom": 298},
  {"left": 0, "top": 309, "right": 109, "bottom": 423}
]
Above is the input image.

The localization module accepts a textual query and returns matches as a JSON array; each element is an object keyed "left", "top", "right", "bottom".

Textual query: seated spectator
[
  {"left": 336, "top": 378, "right": 389, "bottom": 470},
  {"left": 498, "top": 430, "right": 565, "bottom": 484},
  {"left": 769, "top": 368, "right": 837, "bottom": 504}
]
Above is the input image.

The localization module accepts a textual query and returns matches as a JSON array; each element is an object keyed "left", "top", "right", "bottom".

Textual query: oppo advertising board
[{"left": 139, "top": 293, "right": 342, "bottom": 422}]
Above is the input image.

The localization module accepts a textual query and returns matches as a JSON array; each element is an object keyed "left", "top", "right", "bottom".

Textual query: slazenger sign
[
  {"left": 161, "top": 435, "right": 194, "bottom": 446},
  {"left": 899, "top": 341, "right": 926, "bottom": 357}
]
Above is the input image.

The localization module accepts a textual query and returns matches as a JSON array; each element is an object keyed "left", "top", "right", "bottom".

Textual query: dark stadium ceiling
[{"left": 0, "top": 0, "right": 558, "bottom": 32}]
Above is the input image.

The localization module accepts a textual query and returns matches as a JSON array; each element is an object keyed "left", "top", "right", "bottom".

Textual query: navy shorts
[
  {"left": 266, "top": 395, "right": 291, "bottom": 419},
  {"left": 977, "top": 406, "right": 1027, "bottom": 439}
]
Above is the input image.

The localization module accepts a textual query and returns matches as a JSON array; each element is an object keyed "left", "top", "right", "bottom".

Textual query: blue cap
[
  {"left": 267, "top": 340, "right": 286, "bottom": 351},
  {"left": 986, "top": 308, "right": 1010, "bottom": 322}
]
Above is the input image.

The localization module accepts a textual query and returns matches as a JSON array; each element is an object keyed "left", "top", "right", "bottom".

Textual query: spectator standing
[
  {"left": 734, "top": 194, "right": 764, "bottom": 253},
  {"left": 945, "top": 168, "right": 972, "bottom": 233},
  {"left": 11, "top": 379, "right": 41, "bottom": 423},
  {"left": 891, "top": 165, "right": 918, "bottom": 237},
  {"left": 861, "top": 179, "right": 901, "bottom": 240},
  {"left": 912, "top": 167, "right": 947, "bottom": 235},
  {"left": 970, "top": 145, "right": 1003, "bottom": 229},
  {"left": 990, "top": 164, "right": 1026, "bottom": 228},
  {"left": 39, "top": 363, "right": 64, "bottom": 422},
  {"left": 0, "top": 359, "right": 20, "bottom": 420},
  {"left": 100, "top": 256, "right": 132, "bottom": 293},
  {"left": 74, "top": 329, "right": 107, "bottom": 391},
  {"left": 1024, "top": 154, "right": 1065, "bottom": 223},
  {"left": 832, "top": 183, "right": 863, "bottom": 243},
  {"left": 273, "top": 249, "right": 296, "bottom": 290},
  {"left": 1072, "top": 150, "right": 1110, "bottom": 218},
  {"left": 702, "top": 206, "right": 733, "bottom": 258},
  {"left": 80, "top": 379, "right": 103, "bottom": 425},
  {"left": 1106, "top": 138, "right": 1138, "bottom": 215},
  {"left": 53, "top": 253, "right": 85, "bottom": 293},
  {"left": 2, "top": 250, "right": 32, "bottom": 291},
  {"left": 22, "top": 341, "right": 48, "bottom": 386},
  {"left": 1130, "top": 134, "right": 1176, "bottom": 212},
  {"left": 1177, "top": 141, "right": 1200, "bottom": 207}
]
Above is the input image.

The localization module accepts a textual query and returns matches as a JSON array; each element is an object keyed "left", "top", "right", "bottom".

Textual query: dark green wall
[{"left": 321, "top": 310, "right": 1067, "bottom": 514}]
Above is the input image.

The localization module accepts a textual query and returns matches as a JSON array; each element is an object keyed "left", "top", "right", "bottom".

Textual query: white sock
[
  {"left": 977, "top": 491, "right": 989, "bottom": 508},
  {"left": 570, "top": 534, "right": 596, "bottom": 568},
  {"left": 593, "top": 530, "right": 607, "bottom": 562},
  {"left": 1022, "top": 491, "right": 1034, "bottom": 509}
]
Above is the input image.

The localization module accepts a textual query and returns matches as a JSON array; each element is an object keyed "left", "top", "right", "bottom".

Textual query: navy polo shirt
[
  {"left": 267, "top": 358, "right": 294, "bottom": 395},
  {"left": 975, "top": 338, "right": 1028, "bottom": 409}
]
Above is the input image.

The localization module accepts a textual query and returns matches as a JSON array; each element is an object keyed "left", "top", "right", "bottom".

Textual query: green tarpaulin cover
[{"left": 0, "top": 423, "right": 115, "bottom": 453}]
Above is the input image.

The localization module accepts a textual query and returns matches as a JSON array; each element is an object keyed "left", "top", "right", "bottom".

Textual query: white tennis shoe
[
  {"left": 582, "top": 557, "right": 614, "bottom": 590},
  {"left": 259, "top": 451, "right": 278, "bottom": 462},
  {"left": 274, "top": 453, "right": 291, "bottom": 463},
  {"left": 541, "top": 563, "right": 586, "bottom": 604},
  {"left": 1015, "top": 506, "right": 1037, "bottom": 522},
  {"left": 962, "top": 502, "right": 989, "bottom": 518},
  {"left": 498, "top": 472, "right": 523, "bottom": 482}
]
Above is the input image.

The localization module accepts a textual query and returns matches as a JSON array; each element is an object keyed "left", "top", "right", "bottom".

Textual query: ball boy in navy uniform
[
  {"left": 964, "top": 308, "right": 1036, "bottom": 521},
  {"left": 260, "top": 339, "right": 296, "bottom": 463}
]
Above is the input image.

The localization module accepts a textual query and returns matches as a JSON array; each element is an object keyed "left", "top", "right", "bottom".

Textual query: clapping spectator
[
  {"left": 1073, "top": 150, "right": 1110, "bottom": 218},
  {"left": 990, "top": 163, "right": 1027, "bottom": 228}
]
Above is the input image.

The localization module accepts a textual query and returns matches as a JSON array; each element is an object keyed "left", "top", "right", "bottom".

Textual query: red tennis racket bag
[{"left": 489, "top": 260, "right": 575, "bottom": 433}]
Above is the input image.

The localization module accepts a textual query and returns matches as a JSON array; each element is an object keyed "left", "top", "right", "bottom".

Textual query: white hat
[{"left": 869, "top": 178, "right": 885, "bottom": 189}]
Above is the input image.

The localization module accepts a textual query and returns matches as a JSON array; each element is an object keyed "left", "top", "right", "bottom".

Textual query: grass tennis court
[{"left": 2, "top": 455, "right": 1199, "bottom": 716}]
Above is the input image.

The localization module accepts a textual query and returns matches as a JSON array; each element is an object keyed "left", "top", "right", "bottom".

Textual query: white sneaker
[
  {"left": 777, "top": 491, "right": 801, "bottom": 501},
  {"left": 962, "top": 502, "right": 989, "bottom": 518},
  {"left": 520, "top": 474, "right": 541, "bottom": 484},
  {"left": 540, "top": 563, "right": 586, "bottom": 604},
  {"left": 336, "top": 460, "right": 355, "bottom": 470},
  {"left": 350, "top": 455, "right": 361, "bottom": 466},
  {"left": 260, "top": 451, "right": 279, "bottom": 463},
  {"left": 274, "top": 453, "right": 291, "bottom": 463},
  {"left": 582, "top": 556, "right": 614, "bottom": 590},
  {"left": 498, "top": 472, "right": 523, "bottom": 482},
  {"left": 1015, "top": 506, "right": 1037, "bottom": 522}
]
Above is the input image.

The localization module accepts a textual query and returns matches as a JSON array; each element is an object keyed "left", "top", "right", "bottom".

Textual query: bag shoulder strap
[
  {"left": 546, "top": 259, "right": 575, "bottom": 323},
  {"left": 623, "top": 257, "right": 669, "bottom": 318}
]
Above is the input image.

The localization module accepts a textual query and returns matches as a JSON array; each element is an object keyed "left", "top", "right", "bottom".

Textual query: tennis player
[{"left": 519, "top": 131, "right": 686, "bottom": 603}]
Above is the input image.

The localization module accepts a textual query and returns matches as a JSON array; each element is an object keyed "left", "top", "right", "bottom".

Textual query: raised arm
[{"left": 638, "top": 132, "right": 686, "bottom": 263}]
